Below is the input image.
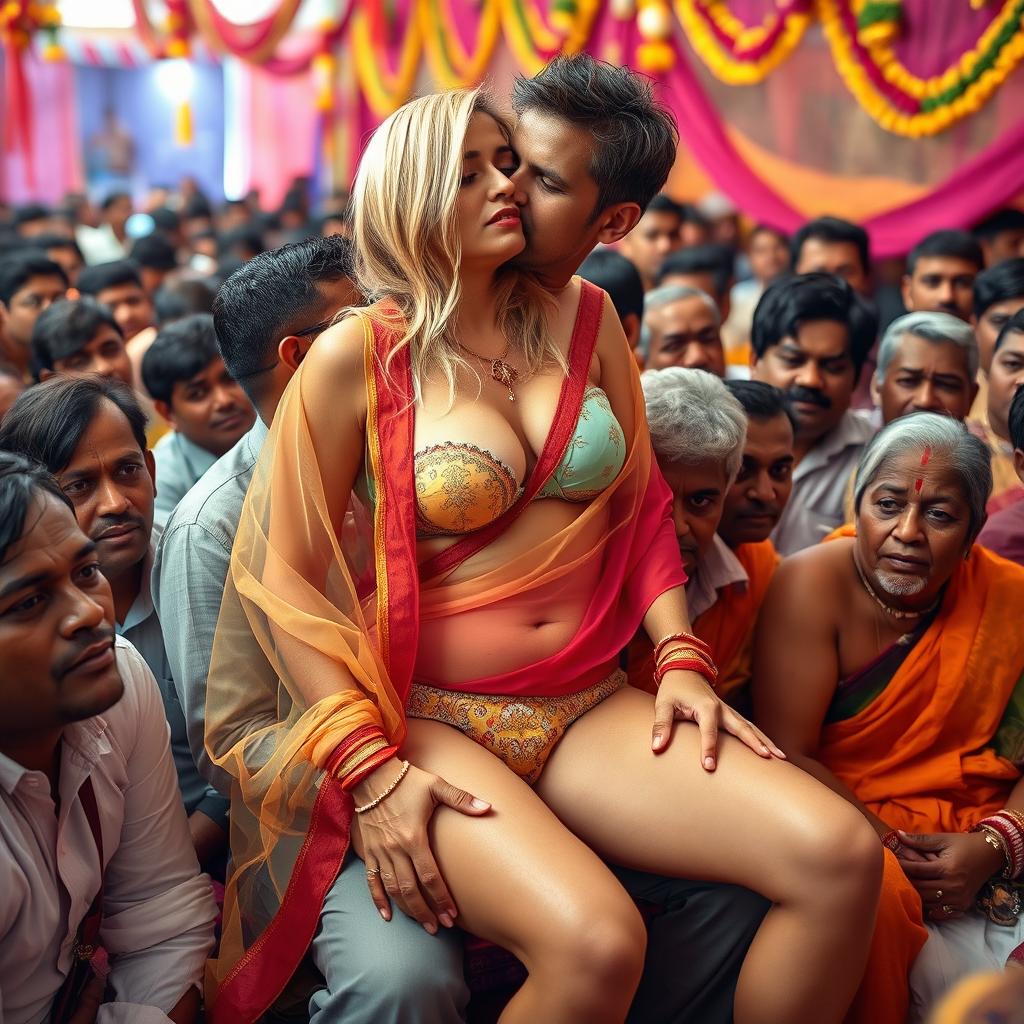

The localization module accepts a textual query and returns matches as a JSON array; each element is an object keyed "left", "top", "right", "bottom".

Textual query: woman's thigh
[
  {"left": 400, "top": 717, "right": 643, "bottom": 963},
  {"left": 535, "top": 686, "right": 869, "bottom": 900}
]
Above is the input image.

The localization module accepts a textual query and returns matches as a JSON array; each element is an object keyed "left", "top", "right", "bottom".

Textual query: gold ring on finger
[
  {"left": 366, "top": 867, "right": 380, "bottom": 878},
  {"left": 941, "top": 904, "right": 955, "bottom": 915},
  {"left": 381, "top": 871, "right": 394, "bottom": 881},
  {"left": 935, "top": 890, "right": 943, "bottom": 901}
]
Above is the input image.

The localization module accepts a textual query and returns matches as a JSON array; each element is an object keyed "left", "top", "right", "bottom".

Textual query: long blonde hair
[{"left": 351, "top": 87, "right": 562, "bottom": 401}]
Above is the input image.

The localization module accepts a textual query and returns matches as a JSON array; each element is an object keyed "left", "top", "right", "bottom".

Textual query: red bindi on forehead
[{"left": 914, "top": 446, "right": 932, "bottom": 493}]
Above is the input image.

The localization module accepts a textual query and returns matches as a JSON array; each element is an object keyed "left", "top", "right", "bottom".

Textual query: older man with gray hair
[
  {"left": 871, "top": 311, "right": 979, "bottom": 426},
  {"left": 640, "top": 285, "right": 726, "bottom": 376},
  {"left": 640, "top": 367, "right": 751, "bottom": 645}
]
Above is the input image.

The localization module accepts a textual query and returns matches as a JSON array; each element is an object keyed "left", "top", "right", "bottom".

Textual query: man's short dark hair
[
  {"left": 0, "top": 452, "right": 73, "bottom": 566},
  {"left": 724, "top": 379, "right": 798, "bottom": 435},
  {"left": 13, "top": 203, "right": 51, "bottom": 229},
  {"left": 183, "top": 195, "right": 213, "bottom": 220},
  {"left": 906, "top": 230, "right": 983, "bottom": 276},
  {"left": 0, "top": 375, "right": 147, "bottom": 476},
  {"left": 30, "top": 233, "right": 84, "bottom": 261},
  {"left": 579, "top": 250, "right": 644, "bottom": 325},
  {"left": 30, "top": 297, "right": 122, "bottom": 381},
  {"left": 791, "top": 216, "right": 871, "bottom": 276},
  {"left": 972, "top": 208, "right": 1024, "bottom": 242},
  {"left": 101, "top": 191, "right": 130, "bottom": 212},
  {"left": 218, "top": 226, "right": 265, "bottom": 260},
  {"left": 154, "top": 278, "right": 218, "bottom": 326},
  {"left": 1009, "top": 385, "right": 1024, "bottom": 453},
  {"left": 142, "top": 313, "right": 220, "bottom": 404},
  {"left": 974, "top": 258, "right": 1024, "bottom": 318},
  {"left": 150, "top": 207, "right": 181, "bottom": 235},
  {"left": 0, "top": 252, "right": 68, "bottom": 305},
  {"left": 679, "top": 203, "right": 710, "bottom": 231},
  {"left": 130, "top": 233, "right": 178, "bottom": 271},
  {"left": 77, "top": 260, "right": 143, "bottom": 297},
  {"left": 213, "top": 235, "right": 355, "bottom": 400},
  {"left": 645, "top": 194, "right": 683, "bottom": 220},
  {"left": 994, "top": 307, "right": 1024, "bottom": 355},
  {"left": 751, "top": 272, "right": 879, "bottom": 378},
  {"left": 511, "top": 54, "right": 679, "bottom": 217},
  {"left": 655, "top": 243, "right": 734, "bottom": 298},
  {"left": 750, "top": 224, "right": 789, "bottom": 247}
]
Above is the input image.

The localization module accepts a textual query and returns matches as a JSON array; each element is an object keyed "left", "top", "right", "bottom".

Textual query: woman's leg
[
  {"left": 534, "top": 687, "right": 883, "bottom": 1024},
  {"left": 400, "top": 718, "right": 647, "bottom": 1024}
]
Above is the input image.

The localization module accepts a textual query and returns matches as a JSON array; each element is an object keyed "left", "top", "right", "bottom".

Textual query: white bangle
[{"left": 354, "top": 760, "right": 411, "bottom": 814}]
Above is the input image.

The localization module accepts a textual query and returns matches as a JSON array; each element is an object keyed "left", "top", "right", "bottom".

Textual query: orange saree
[
  {"left": 820, "top": 526, "right": 1024, "bottom": 1024},
  {"left": 203, "top": 282, "right": 688, "bottom": 1021}
]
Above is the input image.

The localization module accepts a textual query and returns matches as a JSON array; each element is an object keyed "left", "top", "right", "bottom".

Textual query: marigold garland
[
  {"left": 420, "top": 0, "right": 501, "bottom": 88},
  {"left": 351, "top": 1, "right": 423, "bottom": 118}
]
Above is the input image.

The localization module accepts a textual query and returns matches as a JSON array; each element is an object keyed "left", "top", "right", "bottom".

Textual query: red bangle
[
  {"left": 657, "top": 647, "right": 717, "bottom": 676},
  {"left": 880, "top": 829, "right": 902, "bottom": 853},
  {"left": 653, "top": 632, "right": 712, "bottom": 666},
  {"left": 655, "top": 657, "right": 718, "bottom": 688},
  {"left": 340, "top": 744, "right": 399, "bottom": 791}
]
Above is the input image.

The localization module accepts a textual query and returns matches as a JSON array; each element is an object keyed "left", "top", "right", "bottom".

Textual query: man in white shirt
[
  {"left": 0, "top": 452, "right": 216, "bottom": 1023},
  {"left": 750, "top": 272, "right": 878, "bottom": 554}
]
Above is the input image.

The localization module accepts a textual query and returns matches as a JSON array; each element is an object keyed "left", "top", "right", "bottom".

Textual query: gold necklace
[
  {"left": 852, "top": 552, "right": 941, "bottom": 620},
  {"left": 457, "top": 340, "right": 519, "bottom": 402}
]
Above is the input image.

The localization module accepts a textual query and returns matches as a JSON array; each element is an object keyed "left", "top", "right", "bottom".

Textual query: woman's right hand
[{"left": 350, "top": 758, "right": 491, "bottom": 933}]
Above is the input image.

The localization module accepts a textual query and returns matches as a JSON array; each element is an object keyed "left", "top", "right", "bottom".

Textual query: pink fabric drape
[{"left": 660, "top": 44, "right": 1024, "bottom": 256}]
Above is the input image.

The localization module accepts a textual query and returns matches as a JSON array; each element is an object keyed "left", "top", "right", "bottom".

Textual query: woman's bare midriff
[{"left": 414, "top": 497, "right": 608, "bottom": 685}]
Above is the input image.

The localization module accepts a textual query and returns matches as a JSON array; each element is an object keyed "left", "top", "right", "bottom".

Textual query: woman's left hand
[
  {"left": 897, "top": 831, "right": 1004, "bottom": 920},
  {"left": 652, "top": 669, "right": 786, "bottom": 770}
]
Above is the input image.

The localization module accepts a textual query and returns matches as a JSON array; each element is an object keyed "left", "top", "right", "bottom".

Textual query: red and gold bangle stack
[
  {"left": 971, "top": 810, "right": 1024, "bottom": 880},
  {"left": 334, "top": 724, "right": 399, "bottom": 792},
  {"left": 652, "top": 631, "right": 718, "bottom": 689}
]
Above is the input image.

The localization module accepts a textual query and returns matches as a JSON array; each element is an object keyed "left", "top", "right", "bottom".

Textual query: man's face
[
  {"left": 510, "top": 109, "right": 604, "bottom": 278},
  {"left": 57, "top": 400, "right": 155, "bottom": 583},
  {"left": 2, "top": 274, "right": 67, "bottom": 350},
  {"left": 96, "top": 282, "right": 154, "bottom": 340},
  {"left": 0, "top": 375, "right": 25, "bottom": 426},
  {"left": 901, "top": 257, "right": 977, "bottom": 321},
  {"left": 975, "top": 296, "right": 1024, "bottom": 374},
  {"left": 48, "top": 324, "right": 133, "bottom": 387},
  {"left": 46, "top": 246, "right": 84, "bottom": 286},
  {"left": 644, "top": 296, "right": 725, "bottom": 376},
  {"left": 984, "top": 230, "right": 1024, "bottom": 267},
  {"left": 749, "top": 231, "right": 789, "bottom": 285},
  {"left": 988, "top": 330, "right": 1024, "bottom": 442},
  {"left": 718, "top": 412, "right": 795, "bottom": 547},
  {"left": 161, "top": 356, "right": 255, "bottom": 458},
  {"left": 622, "top": 209, "right": 681, "bottom": 287},
  {"left": 875, "top": 334, "right": 977, "bottom": 424},
  {"left": 659, "top": 457, "right": 731, "bottom": 574},
  {"left": 751, "top": 320, "right": 856, "bottom": 445},
  {"left": 0, "top": 494, "right": 122, "bottom": 747},
  {"left": 795, "top": 239, "right": 869, "bottom": 295}
]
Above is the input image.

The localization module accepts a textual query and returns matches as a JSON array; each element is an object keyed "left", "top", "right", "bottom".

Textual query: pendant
[{"left": 491, "top": 358, "right": 519, "bottom": 402}]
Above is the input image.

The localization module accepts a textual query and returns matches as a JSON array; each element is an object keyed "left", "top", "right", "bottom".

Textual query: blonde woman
[{"left": 206, "top": 87, "right": 883, "bottom": 1024}]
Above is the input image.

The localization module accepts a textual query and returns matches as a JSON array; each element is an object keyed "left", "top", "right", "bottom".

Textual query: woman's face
[
  {"left": 456, "top": 112, "right": 524, "bottom": 268},
  {"left": 856, "top": 448, "right": 974, "bottom": 607}
]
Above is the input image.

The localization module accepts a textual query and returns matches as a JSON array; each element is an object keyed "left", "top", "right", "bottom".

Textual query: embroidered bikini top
[{"left": 362, "top": 386, "right": 626, "bottom": 538}]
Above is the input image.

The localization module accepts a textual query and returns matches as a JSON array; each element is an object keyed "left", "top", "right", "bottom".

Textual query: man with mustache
[
  {"left": 750, "top": 273, "right": 878, "bottom": 555},
  {"left": 0, "top": 451, "right": 216, "bottom": 1022},
  {"left": 141, "top": 313, "right": 255, "bottom": 527},
  {"left": 901, "top": 230, "right": 983, "bottom": 323},
  {"left": 0, "top": 375, "right": 229, "bottom": 873}
]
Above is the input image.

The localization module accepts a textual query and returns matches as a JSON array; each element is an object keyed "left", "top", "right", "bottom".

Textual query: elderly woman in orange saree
[{"left": 204, "top": 88, "right": 882, "bottom": 1024}]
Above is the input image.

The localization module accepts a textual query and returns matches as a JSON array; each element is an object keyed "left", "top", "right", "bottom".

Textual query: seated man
[
  {"left": 716, "top": 380, "right": 795, "bottom": 704},
  {"left": 639, "top": 285, "right": 725, "bottom": 376},
  {"left": 750, "top": 272, "right": 878, "bottom": 554},
  {"left": 77, "top": 261, "right": 155, "bottom": 343},
  {"left": 141, "top": 313, "right": 255, "bottom": 526},
  {"left": 618, "top": 193, "right": 683, "bottom": 291},
  {"left": 30, "top": 296, "right": 133, "bottom": 386},
  {"left": 871, "top": 311, "right": 978, "bottom": 426},
  {"left": 978, "top": 387, "right": 1024, "bottom": 564},
  {"left": 0, "top": 376, "right": 229, "bottom": 873},
  {"left": 754, "top": 413, "right": 1024, "bottom": 1024},
  {"left": 0, "top": 452, "right": 216, "bottom": 1022},
  {"left": 635, "top": 368, "right": 769, "bottom": 704},
  {"left": 977, "top": 309, "right": 1024, "bottom": 512},
  {"left": 901, "top": 230, "right": 983, "bottom": 322},
  {"left": 791, "top": 215, "right": 871, "bottom": 296}
]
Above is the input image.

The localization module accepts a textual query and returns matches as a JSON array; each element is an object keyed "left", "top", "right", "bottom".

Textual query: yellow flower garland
[
  {"left": 420, "top": 0, "right": 502, "bottom": 89},
  {"left": 351, "top": 5, "right": 423, "bottom": 119},
  {"left": 674, "top": 0, "right": 812, "bottom": 84}
]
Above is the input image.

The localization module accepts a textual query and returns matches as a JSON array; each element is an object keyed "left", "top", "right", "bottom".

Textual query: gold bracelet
[
  {"left": 354, "top": 759, "right": 411, "bottom": 814},
  {"left": 979, "top": 825, "right": 1011, "bottom": 873}
]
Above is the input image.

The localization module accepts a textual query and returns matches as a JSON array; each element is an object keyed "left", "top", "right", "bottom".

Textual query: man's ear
[
  {"left": 596, "top": 202, "right": 643, "bottom": 247},
  {"left": 154, "top": 399, "right": 176, "bottom": 429},
  {"left": 278, "top": 335, "right": 313, "bottom": 371},
  {"left": 869, "top": 373, "right": 882, "bottom": 408},
  {"left": 622, "top": 312, "right": 640, "bottom": 349},
  {"left": 900, "top": 275, "right": 913, "bottom": 311},
  {"left": 144, "top": 448, "right": 157, "bottom": 496}
]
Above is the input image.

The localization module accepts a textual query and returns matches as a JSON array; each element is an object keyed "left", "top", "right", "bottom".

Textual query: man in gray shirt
[
  {"left": 750, "top": 273, "right": 879, "bottom": 554},
  {"left": 0, "top": 374, "right": 229, "bottom": 872}
]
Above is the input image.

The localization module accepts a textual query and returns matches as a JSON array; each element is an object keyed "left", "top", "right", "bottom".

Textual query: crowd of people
[{"left": 1, "top": 52, "right": 1023, "bottom": 1024}]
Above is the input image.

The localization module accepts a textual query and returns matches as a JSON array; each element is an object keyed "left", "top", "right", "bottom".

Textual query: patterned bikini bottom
[{"left": 405, "top": 670, "right": 627, "bottom": 784}]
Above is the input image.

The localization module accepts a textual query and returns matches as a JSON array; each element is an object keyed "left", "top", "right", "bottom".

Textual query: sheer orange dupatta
[{"left": 204, "top": 281, "right": 685, "bottom": 1021}]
